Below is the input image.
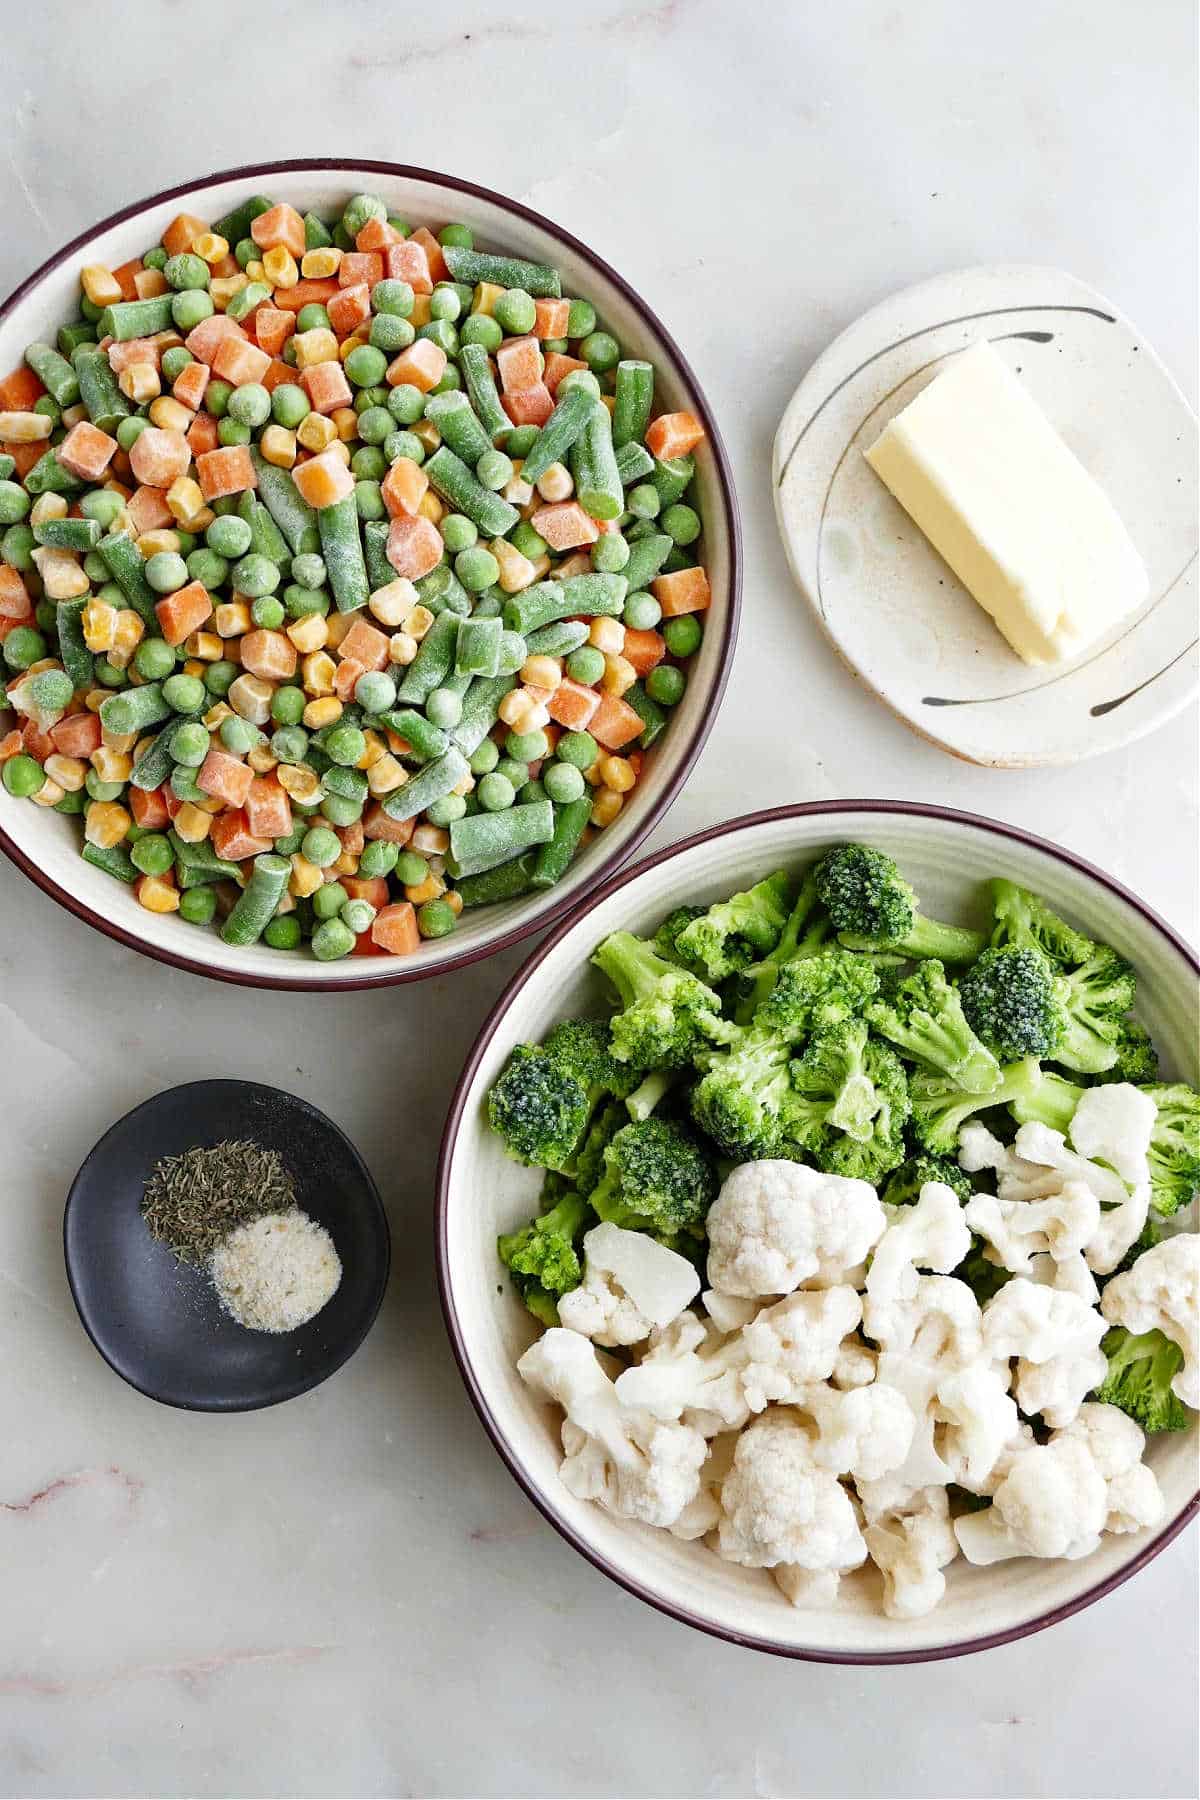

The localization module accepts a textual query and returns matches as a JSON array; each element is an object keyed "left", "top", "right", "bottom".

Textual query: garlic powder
[{"left": 209, "top": 1209, "right": 342, "bottom": 1333}]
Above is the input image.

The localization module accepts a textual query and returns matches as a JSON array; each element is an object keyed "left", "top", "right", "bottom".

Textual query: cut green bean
[
  {"left": 611, "top": 360, "right": 654, "bottom": 450},
  {"left": 250, "top": 448, "right": 319, "bottom": 555},
  {"left": 650, "top": 454, "right": 695, "bottom": 508},
  {"left": 169, "top": 832, "right": 241, "bottom": 886},
  {"left": 523, "top": 619, "right": 590, "bottom": 658},
  {"left": 377, "top": 708, "right": 449, "bottom": 762},
  {"left": 455, "top": 613, "right": 503, "bottom": 677},
  {"left": 97, "top": 296, "right": 175, "bottom": 341},
  {"left": 625, "top": 680, "right": 668, "bottom": 748},
  {"left": 456, "top": 851, "right": 538, "bottom": 907},
  {"left": 423, "top": 391, "right": 493, "bottom": 465},
  {"left": 531, "top": 796, "right": 592, "bottom": 889},
  {"left": 57, "top": 321, "right": 96, "bottom": 358},
  {"left": 415, "top": 562, "right": 472, "bottom": 617},
  {"left": 24, "top": 342, "right": 80, "bottom": 407},
  {"left": 450, "top": 672, "right": 516, "bottom": 755},
  {"left": 363, "top": 518, "right": 392, "bottom": 591},
  {"left": 448, "top": 799, "right": 554, "bottom": 877},
  {"left": 23, "top": 451, "right": 83, "bottom": 497},
  {"left": 519, "top": 384, "right": 595, "bottom": 485},
  {"left": 81, "top": 841, "right": 137, "bottom": 883},
  {"left": 424, "top": 446, "right": 519, "bottom": 538},
  {"left": 36, "top": 517, "right": 102, "bottom": 551},
  {"left": 570, "top": 401, "right": 622, "bottom": 521},
  {"left": 395, "top": 609, "right": 458, "bottom": 705},
  {"left": 56, "top": 599, "right": 93, "bottom": 688},
  {"left": 622, "top": 532, "right": 673, "bottom": 592},
  {"left": 212, "top": 194, "right": 274, "bottom": 244},
  {"left": 221, "top": 853, "right": 291, "bottom": 945},
  {"left": 131, "top": 726, "right": 182, "bottom": 792},
  {"left": 442, "top": 246, "right": 561, "bottom": 297},
  {"left": 237, "top": 491, "right": 290, "bottom": 567},
  {"left": 381, "top": 747, "right": 470, "bottom": 822},
  {"left": 318, "top": 493, "right": 370, "bottom": 613},
  {"left": 502, "top": 572, "right": 625, "bottom": 637},
  {"left": 459, "top": 343, "right": 511, "bottom": 444},
  {"left": 98, "top": 530, "right": 158, "bottom": 623},
  {"left": 99, "top": 682, "right": 171, "bottom": 736},
  {"left": 614, "top": 439, "right": 655, "bottom": 486},
  {"left": 72, "top": 348, "right": 131, "bottom": 434}
]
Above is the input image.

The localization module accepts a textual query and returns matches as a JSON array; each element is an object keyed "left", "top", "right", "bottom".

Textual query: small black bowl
[{"left": 64, "top": 1080, "right": 389, "bottom": 1411}]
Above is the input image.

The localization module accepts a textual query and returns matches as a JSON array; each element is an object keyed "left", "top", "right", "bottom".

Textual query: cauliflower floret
[
  {"left": 953, "top": 1437, "right": 1108, "bottom": 1565},
  {"left": 935, "top": 1362, "right": 1020, "bottom": 1491},
  {"left": 557, "top": 1222, "right": 700, "bottom": 1347},
  {"left": 959, "top": 1122, "right": 1061, "bottom": 1199},
  {"left": 866, "top": 1275, "right": 984, "bottom": 1489},
  {"left": 1027, "top": 1250, "right": 1100, "bottom": 1306},
  {"left": 831, "top": 1338, "right": 878, "bottom": 1390},
  {"left": 982, "top": 1277, "right": 1107, "bottom": 1427},
  {"left": 669, "top": 1433, "right": 738, "bottom": 1541},
  {"left": 800, "top": 1381, "right": 916, "bottom": 1482},
  {"left": 965, "top": 1179, "right": 1100, "bottom": 1277},
  {"left": 1101, "top": 1233, "right": 1199, "bottom": 1410},
  {"left": 1053, "top": 1402, "right": 1165, "bottom": 1536},
  {"left": 1068, "top": 1083, "right": 1157, "bottom": 1188},
  {"left": 517, "top": 1328, "right": 706, "bottom": 1529},
  {"left": 865, "top": 1182, "right": 971, "bottom": 1308},
  {"left": 1011, "top": 1122, "right": 1148, "bottom": 1275},
  {"left": 702, "top": 1289, "right": 762, "bottom": 1333},
  {"left": 773, "top": 1566, "right": 843, "bottom": 1610},
  {"left": 1101, "top": 1464, "right": 1167, "bottom": 1534},
  {"left": 716, "top": 1410, "right": 867, "bottom": 1574},
  {"left": 863, "top": 1486, "right": 959, "bottom": 1620},
  {"left": 705, "top": 1160, "right": 885, "bottom": 1298}
]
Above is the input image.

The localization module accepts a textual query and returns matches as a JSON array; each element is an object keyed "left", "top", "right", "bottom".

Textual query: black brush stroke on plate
[{"left": 63, "top": 1080, "right": 389, "bottom": 1412}]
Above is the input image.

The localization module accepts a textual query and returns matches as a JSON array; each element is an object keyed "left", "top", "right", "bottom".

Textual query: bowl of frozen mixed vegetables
[
  {"left": 0, "top": 162, "right": 737, "bottom": 985},
  {"left": 438, "top": 803, "right": 1199, "bottom": 1661}
]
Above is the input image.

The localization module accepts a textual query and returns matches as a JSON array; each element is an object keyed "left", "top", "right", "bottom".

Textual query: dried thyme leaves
[{"left": 140, "top": 1140, "right": 297, "bottom": 1264}]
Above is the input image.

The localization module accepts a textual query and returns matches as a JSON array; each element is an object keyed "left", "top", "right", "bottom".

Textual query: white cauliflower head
[
  {"left": 800, "top": 1381, "right": 916, "bottom": 1483},
  {"left": 965, "top": 1180, "right": 1100, "bottom": 1277},
  {"left": 1053, "top": 1402, "right": 1165, "bottom": 1536},
  {"left": 773, "top": 1565, "right": 843, "bottom": 1610},
  {"left": 716, "top": 1410, "right": 866, "bottom": 1573},
  {"left": 1101, "top": 1233, "right": 1200, "bottom": 1410},
  {"left": 865, "top": 1182, "right": 971, "bottom": 1308},
  {"left": 1068, "top": 1083, "right": 1157, "bottom": 1188},
  {"left": 831, "top": 1338, "right": 878, "bottom": 1390},
  {"left": 557, "top": 1222, "right": 700, "bottom": 1347},
  {"left": 669, "top": 1433, "right": 738, "bottom": 1541},
  {"left": 702, "top": 1289, "right": 761, "bottom": 1334},
  {"left": 863, "top": 1485, "right": 959, "bottom": 1620},
  {"left": 1010, "top": 1121, "right": 1148, "bottom": 1275},
  {"left": 954, "top": 1437, "right": 1108, "bottom": 1565},
  {"left": 1027, "top": 1250, "right": 1100, "bottom": 1306},
  {"left": 983, "top": 1277, "right": 1107, "bottom": 1427},
  {"left": 935, "top": 1362, "right": 1020, "bottom": 1492},
  {"left": 867, "top": 1276, "right": 984, "bottom": 1489},
  {"left": 705, "top": 1159, "right": 885, "bottom": 1298}
]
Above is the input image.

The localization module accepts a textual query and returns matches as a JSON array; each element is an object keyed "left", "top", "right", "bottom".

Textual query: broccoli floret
[
  {"left": 674, "top": 870, "right": 792, "bottom": 983},
  {"left": 542, "top": 1017, "right": 640, "bottom": 1101},
  {"left": 988, "top": 878, "right": 1096, "bottom": 968},
  {"left": 734, "top": 871, "right": 833, "bottom": 1022},
  {"left": 882, "top": 1153, "right": 973, "bottom": 1207},
  {"left": 1140, "top": 1082, "right": 1200, "bottom": 1217},
  {"left": 1094, "top": 1327, "right": 1190, "bottom": 1433},
  {"left": 1051, "top": 946, "right": 1137, "bottom": 1075},
  {"left": 590, "top": 1117, "right": 718, "bottom": 1240},
  {"left": 487, "top": 1045, "right": 592, "bottom": 1172},
  {"left": 592, "top": 930, "right": 735, "bottom": 1070},
  {"left": 652, "top": 904, "right": 706, "bottom": 965},
  {"left": 867, "top": 959, "right": 1001, "bottom": 1093},
  {"left": 756, "top": 947, "right": 881, "bottom": 1040},
  {"left": 816, "top": 844, "right": 985, "bottom": 964},
  {"left": 959, "top": 944, "right": 1063, "bottom": 1062},
  {"left": 512, "top": 1278, "right": 563, "bottom": 1329},
  {"left": 782, "top": 1020, "right": 909, "bottom": 1182},
  {"left": 498, "top": 1189, "right": 591, "bottom": 1297},
  {"left": 690, "top": 1026, "right": 794, "bottom": 1159},
  {"left": 908, "top": 1056, "right": 1045, "bottom": 1156},
  {"left": 572, "top": 1099, "right": 628, "bottom": 1201},
  {"left": 1090, "top": 1020, "right": 1159, "bottom": 1086}
]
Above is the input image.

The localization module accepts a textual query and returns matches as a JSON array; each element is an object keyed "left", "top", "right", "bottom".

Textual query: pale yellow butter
[{"left": 865, "top": 341, "right": 1148, "bottom": 665}]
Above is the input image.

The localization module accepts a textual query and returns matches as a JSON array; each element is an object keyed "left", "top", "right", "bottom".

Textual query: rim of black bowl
[
  {"left": 436, "top": 799, "right": 1200, "bottom": 1664},
  {"left": 0, "top": 158, "right": 742, "bottom": 991},
  {"left": 63, "top": 1077, "right": 390, "bottom": 1410}
]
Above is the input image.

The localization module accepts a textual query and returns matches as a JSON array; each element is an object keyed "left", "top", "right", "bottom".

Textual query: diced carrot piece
[
  {"left": 384, "top": 240, "right": 432, "bottom": 294},
  {"left": 385, "top": 339, "right": 446, "bottom": 394},
  {"left": 251, "top": 306, "right": 296, "bottom": 356},
  {"left": 326, "top": 284, "right": 372, "bottom": 337},
  {"left": 337, "top": 616, "right": 390, "bottom": 671},
  {"left": 129, "top": 427, "right": 190, "bottom": 489},
  {"left": 185, "top": 314, "right": 247, "bottom": 366},
  {"left": 349, "top": 929, "right": 384, "bottom": 957},
  {"left": 262, "top": 359, "right": 298, "bottom": 394},
  {"left": 333, "top": 655, "right": 366, "bottom": 702},
  {"left": 243, "top": 775, "right": 292, "bottom": 840},
  {"left": 645, "top": 410, "right": 706, "bottom": 461},
  {"left": 171, "top": 360, "right": 210, "bottom": 411},
  {"left": 195, "top": 445, "right": 257, "bottom": 502},
  {"left": 0, "top": 365, "right": 44, "bottom": 411},
  {"left": 212, "top": 337, "right": 271, "bottom": 387},
  {"left": 0, "top": 565, "right": 32, "bottom": 619},
  {"left": 111, "top": 259, "right": 143, "bottom": 302},
  {"left": 210, "top": 807, "right": 272, "bottom": 862},
  {"left": 291, "top": 448, "right": 356, "bottom": 510},
  {"left": 363, "top": 802, "right": 415, "bottom": 845},
  {"left": 163, "top": 213, "right": 208, "bottom": 257},
  {"left": 50, "top": 710, "right": 102, "bottom": 757},
  {"left": 21, "top": 720, "right": 55, "bottom": 761},
  {"left": 542, "top": 351, "right": 587, "bottom": 395},
  {"left": 385, "top": 513, "right": 444, "bottom": 580},
  {"left": 380, "top": 456, "right": 429, "bottom": 518},
  {"left": 155, "top": 580, "right": 213, "bottom": 646},
  {"left": 589, "top": 692, "right": 645, "bottom": 750},
  {"left": 127, "top": 484, "right": 175, "bottom": 534},
  {"left": 652, "top": 566, "right": 711, "bottom": 616},
  {"left": 57, "top": 420, "right": 119, "bottom": 481},
  {"left": 301, "top": 359, "right": 353, "bottom": 415},
  {"left": 547, "top": 678, "right": 602, "bottom": 730},
  {"left": 4, "top": 441, "right": 43, "bottom": 479},
  {"left": 531, "top": 501, "right": 599, "bottom": 551},
  {"left": 502, "top": 383, "right": 554, "bottom": 427},
  {"left": 354, "top": 216, "right": 402, "bottom": 252},
  {"left": 371, "top": 901, "right": 420, "bottom": 955},
  {"left": 409, "top": 227, "right": 447, "bottom": 284},
  {"left": 130, "top": 784, "right": 170, "bottom": 829},
  {"left": 186, "top": 413, "right": 220, "bottom": 457},
  {"left": 271, "top": 278, "right": 339, "bottom": 315},
  {"left": 107, "top": 336, "right": 162, "bottom": 374},
  {"left": 336, "top": 251, "right": 383, "bottom": 291},
  {"left": 496, "top": 336, "right": 542, "bottom": 395},
  {"left": 335, "top": 816, "right": 365, "bottom": 858},
  {"left": 343, "top": 874, "right": 390, "bottom": 909},
  {"left": 238, "top": 629, "right": 297, "bottom": 681},
  {"left": 533, "top": 298, "right": 570, "bottom": 341},
  {"left": 161, "top": 786, "right": 182, "bottom": 821},
  {"left": 0, "top": 728, "right": 25, "bottom": 764},
  {"left": 196, "top": 747, "right": 254, "bottom": 808},
  {"left": 250, "top": 204, "right": 306, "bottom": 259},
  {"left": 621, "top": 628, "right": 666, "bottom": 676}
]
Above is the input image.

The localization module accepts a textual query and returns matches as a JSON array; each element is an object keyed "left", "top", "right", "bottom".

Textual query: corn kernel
[
  {"left": 118, "top": 362, "right": 160, "bottom": 403},
  {"left": 259, "top": 424, "right": 297, "bottom": 468},
  {"left": 103, "top": 610, "right": 144, "bottom": 669},
  {"left": 338, "top": 333, "right": 369, "bottom": 365},
  {"left": 90, "top": 745, "right": 133, "bottom": 783},
  {"left": 410, "top": 823, "right": 449, "bottom": 856},
  {"left": 127, "top": 666, "right": 148, "bottom": 687},
  {"left": 528, "top": 552, "right": 552, "bottom": 583},
  {"left": 588, "top": 616, "right": 625, "bottom": 655},
  {"left": 150, "top": 396, "right": 194, "bottom": 433},
  {"left": 407, "top": 606, "right": 436, "bottom": 644},
  {"left": 80, "top": 264, "right": 122, "bottom": 306},
  {"left": 597, "top": 754, "right": 636, "bottom": 794},
  {"left": 28, "top": 777, "right": 66, "bottom": 808},
  {"left": 31, "top": 547, "right": 89, "bottom": 600},
  {"left": 246, "top": 743, "right": 278, "bottom": 774},
  {"left": 30, "top": 494, "right": 68, "bottom": 528},
  {"left": 601, "top": 653, "right": 637, "bottom": 697},
  {"left": 301, "top": 651, "right": 337, "bottom": 696},
  {"left": 296, "top": 411, "right": 336, "bottom": 452},
  {"left": 404, "top": 875, "right": 445, "bottom": 905},
  {"left": 332, "top": 408, "right": 359, "bottom": 442},
  {"left": 274, "top": 890, "right": 297, "bottom": 916},
  {"left": 444, "top": 890, "right": 464, "bottom": 918},
  {"left": 134, "top": 268, "right": 168, "bottom": 299},
  {"left": 60, "top": 403, "right": 88, "bottom": 429},
  {"left": 187, "top": 631, "right": 224, "bottom": 662},
  {"left": 44, "top": 753, "right": 86, "bottom": 792},
  {"left": 137, "top": 874, "right": 180, "bottom": 913},
  {"left": 84, "top": 690, "right": 106, "bottom": 714},
  {"left": 591, "top": 789, "right": 625, "bottom": 828},
  {"left": 301, "top": 247, "right": 342, "bottom": 279},
  {"left": 286, "top": 612, "right": 328, "bottom": 654},
  {"left": 520, "top": 654, "right": 562, "bottom": 692},
  {"left": 365, "top": 753, "right": 407, "bottom": 796},
  {"left": 164, "top": 475, "right": 206, "bottom": 526},
  {"left": 333, "top": 849, "right": 359, "bottom": 878},
  {"left": 227, "top": 672, "right": 274, "bottom": 725},
  {"left": 149, "top": 327, "right": 184, "bottom": 353},
  {"left": 497, "top": 689, "right": 550, "bottom": 734},
  {"left": 81, "top": 598, "right": 119, "bottom": 653},
  {"left": 192, "top": 232, "right": 229, "bottom": 265},
  {"left": 245, "top": 260, "right": 266, "bottom": 283},
  {"left": 262, "top": 246, "right": 299, "bottom": 289},
  {"left": 471, "top": 281, "right": 505, "bottom": 317},
  {"left": 324, "top": 611, "right": 355, "bottom": 649},
  {"left": 293, "top": 328, "right": 339, "bottom": 370},
  {"left": 302, "top": 695, "right": 342, "bottom": 729},
  {"left": 389, "top": 631, "right": 418, "bottom": 665},
  {"left": 278, "top": 764, "right": 322, "bottom": 803},
  {"left": 411, "top": 418, "right": 441, "bottom": 454},
  {"left": 358, "top": 729, "right": 385, "bottom": 770},
  {"left": 288, "top": 853, "right": 324, "bottom": 897},
  {"left": 368, "top": 578, "right": 417, "bottom": 629},
  {"left": 84, "top": 800, "right": 131, "bottom": 847},
  {"left": 100, "top": 724, "right": 138, "bottom": 754},
  {"left": 535, "top": 463, "right": 573, "bottom": 502},
  {"left": 202, "top": 703, "right": 233, "bottom": 730},
  {"left": 210, "top": 273, "right": 249, "bottom": 311},
  {"left": 135, "top": 528, "right": 181, "bottom": 558},
  {"left": 502, "top": 472, "right": 534, "bottom": 508},
  {"left": 325, "top": 438, "right": 352, "bottom": 469},
  {"left": 555, "top": 550, "right": 592, "bottom": 580},
  {"left": 172, "top": 802, "right": 213, "bottom": 843},
  {"left": 215, "top": 600, "right": 252, "bottom": 638},
  {"left": 491, "top": 537, "right": 537, "bottom": 593},
  {"left": 451, "top": 774, "right": 475, "bottom": 798}
]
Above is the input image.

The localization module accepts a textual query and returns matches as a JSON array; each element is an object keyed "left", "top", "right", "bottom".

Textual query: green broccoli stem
[
  {"left": 1007, "top": 1065, "right": 1083, "bottom": 1132},
  {"left": 839, "top": 915, "right": 985, "bottom": 963},
  {"left": 625, "top": 1069, "right": 675, "bottom": 1122},
  {"left": 734, "top": 873, "right": 829, "bottom": 1024},
  {"left": 592, "top": 929, "right": 672, "bottom": 1006}
]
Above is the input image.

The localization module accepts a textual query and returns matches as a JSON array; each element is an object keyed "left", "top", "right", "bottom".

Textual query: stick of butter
[{"left": 864, "top": 340, "right": 1148, "bottom": 666}]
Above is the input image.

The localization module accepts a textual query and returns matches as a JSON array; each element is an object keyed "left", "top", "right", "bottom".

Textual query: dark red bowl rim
[
  {"left": 436, "top": 799, "right": 1200, "bottom": 1664},
  {"left": 0, "top": 157, "right": 741, "bottom": 991}
]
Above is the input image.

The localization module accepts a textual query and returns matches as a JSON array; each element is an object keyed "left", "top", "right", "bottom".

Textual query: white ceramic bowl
[
  {"left": 438, "top": 802, "right": 1199, "bottom": 1661},
  {"left": 0, "top": 161, "right": 739, "bottom": 988}
]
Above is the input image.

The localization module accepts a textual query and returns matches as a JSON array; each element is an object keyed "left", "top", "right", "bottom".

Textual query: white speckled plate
[{"left": 772, "top": 265, "right": 1198, "bottom": 767}]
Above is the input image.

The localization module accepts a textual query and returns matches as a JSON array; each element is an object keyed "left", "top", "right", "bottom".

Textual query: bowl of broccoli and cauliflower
[{"left": 437, "top": 802, "right": 1199, "bottom": 1661}]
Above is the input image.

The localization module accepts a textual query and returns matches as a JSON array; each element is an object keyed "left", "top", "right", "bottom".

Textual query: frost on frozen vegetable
[
  {"left": 0, "top": 193, "right": 713, "bottom": 960},
  {"left": 486, "top": 845, "right": 1198, "bottom": 1618}
]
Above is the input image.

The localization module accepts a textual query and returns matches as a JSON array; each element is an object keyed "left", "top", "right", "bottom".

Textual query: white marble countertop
[{"left": 2, "top": 3, "right": 1196, "bottom": 1796}]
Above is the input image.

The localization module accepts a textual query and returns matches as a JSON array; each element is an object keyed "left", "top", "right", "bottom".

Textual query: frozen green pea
[
  {"left": 2, "top": 753, "right": 45, "bottom": 797},
  {"left": 263, "top": 913, "right": 302, "bottom": 950},
  {"left": 311, "top": 880, "right": 348, "bottom": 921},
  {"left": 162, "top": 672, "right": 205, "bottom": 713},
  {"left": 0, "top": 482, "right": 31, "bottom": 524},
  {"left": 425, "top": 794, "right": 467, "bottom": 826},
  {"left": 476, "top": 449, "right": 513, "bottom": 491},
  {"left": 417, "top": 898, "right": 456, "bottom": 938},
  {"left": 171, "top": 720, "right": 211, "bottom": 766},
  {"left": 145, "top": 552, "right": 188, "bottom": 594},
  {"left": 270, "top": 725, "right": 308, "bottom": 763},
  {"left": 566, "top": 298, "right": 596, "bottom": 339},
  {"left": 324, "top": 723, "right": 366, "bottom": 766},
  {"left": 218, "top": 418, "right": 251, "bottom": 447},
  {"left": 207, "top": 514, "right": 253, "bottom": 558},
  {"left": 355, "top": 480, "right": 385, "bottom": 521},
  {"left": 180, "top": 885, "right": 218, "bottom": 926},
  {"left": 459, "top": 313, "right": 502, "bottom": 353},
  {"left": 340, "top": 897, "right": 376, "bottom": 934},
  {"left": 164, "top": 252, "right": 210, "bottom": 292},
  {"left": 429, "top": 285, "right": 462, "bottom": 322},
  {"left": 134, "top": 637, "right": 177, "bottom": 681},
  {"left": 627, "top": 483, "right": 661, "bottom": 520},
  {"left": 228, "top": 383, "right": 271, "bottom": 428},
  {"left": 296, "top": 303, "right": 331, "bottom": 333},
  {"left": 566, "top": 645, "right": 605, "bottom": 685},
  {"left": 188, "top": 547, "right": 228, "bottom": 589},
  {"left": 662, "top": 614, "right": 702, "bottom": 658},
  {"left": 661, "top": 503, "right": 701, "bottom": 546},
  {"left": 357, "top": 405, "right": 393, "bottom": 445},
  {"left": 370, "top": 314, "right": 414, "bottom": 354},
  {"left": 387, "top": 430, "right": 425, "bottom": 465},
  {"left": 426, "top": 687, "right": 463, "bottom": 730},
  {"left": 455, "top": 545, "right": 499, "bottom": 592},
  {"left": 624, "top": 591, "right": 661, "bottom": 630},
  {"left": 250, "top": 595, "right": 285, "bottom": 629},
  {"left": 556, "top": 730, "right": 598, "bottom": 770},
  {"left": 311, "top": 917, "right": 355, "bottom": 960},
  {"left": 359, "top": 839, "right": 399, "bottom": 877},
  {"left": 220, "top": 715, "right": 261, "bottom": 754},
  {"left": 3, "top": 626, "right": 47, "bottom": 670},
  {"left": 373, "top": 279, "right": 415, "bottom": 318},
  {"left": 646, "top": 663, "right": 686, "bottom": 706},
  {"left": 80, "top": 488, "right": 124, "bottom": 529},
  {"left": 232, "top": 554, "right": 280, "bottom": 598},
  {"left": 271, "top": 383, "right": 310, "bottom": 428},
  {"left": 204, "top": 660, "right": 238, "bottom": 696},
  {"left": 290, "top": 553, "right": 325, "bottom": 589},
  {"left": 477, "top": 772, "right": 515, "bottom": 812},
  {"left": 543, "top": 760, "right": 586, "bottom": 803},
  {"left": 506, "top": 728, "right": 548, "bottom": 763},
  {"left": 355, "top": 670, "right": 396, "bottom": 713},
  {"left": 302, "top": 825, "right": 340, "bottom": 868},
  {"left": 162, "top": 345, "right": 194, "bottom": 382},
  {"left": 468, "top": 737, "right": 500, "bottom": 775},
  {"left": 394, "top": 850, "right": 428, "bottom": 886},
  {"left": 130, "top": 833, "right": 173, "bottom": 876},
  {"left": 591, "top": 533, "right": 629, "bottom": 574},
  {"left": 345, "top": 343, "right": 388, "bottom": 388}
]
